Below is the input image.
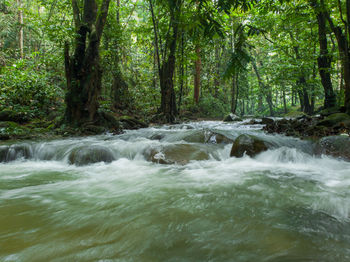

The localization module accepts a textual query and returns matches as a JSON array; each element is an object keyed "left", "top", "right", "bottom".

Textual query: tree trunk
[
  {"left": 149, "top": 0, "right": 180, "bottom": 122},
  {"left": 324, "top": 0, "right": 350, "bottom": 113},
  {"left": 313, "top": 2, "right": 336, "bottom": 108},
  {"left": 64, "top": 0, "right": 111, "bottom": 125},
  {"left": 252, "top": 60, "right": 274, "bottom": 116},
  {"left": 257, "top": 92, "right": 263, "bottom": 112},
  {"left": 194, "top": 45, "right": 201, "bottom": 103},
  {"left": 231, "top": 74, "right": 237, "bottom": 114},
  {"left": 112, "top": 0, "right": 129, "bottom": 111},
  {"left": 298, "top": 89, "right": 305, "bottom": 112},
  {"left": 297, "top": 76, "right": 312, "bottom": 114},
  {"left": 214, "top": 44, "right": 220, "bottom": 98},
  {"left": 291, "top": 88, "right": 296, "bottom": 106},
  {"left": 283, "top": 89, "right": 287, "bottom": 114},
  {"left": 17, "top": 0, "right": 23, "bottom": 58},
  {"left": 241, "top": 99, "right": 245, "bottom": 116},
  {"left": 178, "top": 32, "right": 184, "bottom": 113}
]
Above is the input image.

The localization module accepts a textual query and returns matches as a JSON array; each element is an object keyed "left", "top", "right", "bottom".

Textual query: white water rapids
[{"left": 1, "top": 121, "right": 350, "bottom": 261}]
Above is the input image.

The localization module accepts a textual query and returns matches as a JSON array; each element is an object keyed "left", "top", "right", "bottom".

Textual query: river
[{"left": 1, "top": 120, "right": 350, "bottom": 261}]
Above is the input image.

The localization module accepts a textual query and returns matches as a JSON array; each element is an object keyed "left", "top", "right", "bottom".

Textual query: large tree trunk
[
  {"left": 149, "top": 0, "right": 180, "bottom": 122},
  {"left": 178, "top": 32, "right": 184, "bottom": 113},
  {"left": 324, "top": 0, "right": 350, "bottom": 113},
  {"left": 64, "top": 0, "right": 111, "bottom": 125},
  {"left": 194, "top": 45, "right": 201, "bottom": 103},
  {"left": 297, "top": 76, "right": 312, "bottom": 114},
  {"left": 160, "top": 55, "right": 177, "bottom": 122},
  {"left": 312, "top": 1, "right": 336, "bottom": 108}
]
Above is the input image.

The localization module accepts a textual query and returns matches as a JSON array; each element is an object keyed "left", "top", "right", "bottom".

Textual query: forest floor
[{"left": 1, "top": 107, "right": 350, "bottom": 142}]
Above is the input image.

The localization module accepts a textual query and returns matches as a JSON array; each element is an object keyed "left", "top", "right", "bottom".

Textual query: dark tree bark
[
  {"left": 283, "top": 89, "right": 287, "bottom": 114},
  {"left": 231, "top": 74, "right": 238, "bottom": 114},
  {"left": 194, "top": 45, "right": 201, "bottom": 103},
  {"left": 290, "top": 33, "right": 313, "bottom": 114},
  {"left": 323, "top": 0, "right": 350, "bottom": 113},
  {"left": 64, "top": 0, "right": 111, "bottom": 125},
  {"left": 112, "top": 0, "right": 130, "bottom": 111},
  {"left": 214, "top": 44, "right": 221, "bottom": 98},
  {"left": 297, "top": 76, "right": 313, "bottom": 114},
  {"left": 311, "top": 0, "right": 336, "bottom": 108},
  {"left": 149, "top": 0, "right": 181, "bottom": 122},
  {"left": 178, "top": 31, "right": 184, "bottom": 113},
  {"left": 252, "top": 60, "right": 274, "bottom": 116}
]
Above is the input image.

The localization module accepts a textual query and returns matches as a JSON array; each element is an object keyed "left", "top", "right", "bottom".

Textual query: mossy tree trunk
[
  {"left": 311, "top": 0, "right": 336, "bottom": 109},
  {"left": 64, "top": 0, "right": 111, "bottom": 126},
  {"left": 323, "top": 0, "right": 350, "bottom": 113},
  {"left": 149, "top": 0, "right": 181, "bottom": 123}
]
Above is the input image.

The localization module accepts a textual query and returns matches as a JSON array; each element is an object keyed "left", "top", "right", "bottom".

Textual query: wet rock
[
  {"left": 0, "top": 144, "right": 33, "bottom": 162},
  {"left": 262, "top": 114, "right": 346, "bottom": 138},
  {"left": 319, "top": 106, "right": 342, "bottom": 117},
  {"left": 314, "top": 135, "right": 350, "bottom": 161},
  {"left": 146, "top": 144, "right": 210, "bottom": 165},
  {"left": 182, "top": 130, "right": 207, "bottom": 143},
  {"left": 207, "top": 132, "right": 233, "bottom": 144},
  {"left": 0, "top": 133, "right": 10, "bottom": 140},
  {"left": 99, "top": 111, "right": 121, "bottom": 131},
  {"left": 244, "top": 119, "right": 262, "bottom": 125},
  {"left": 223, "top": 113, "right": 242, "bottom": 122},
  {"left": 261, "top": 117, "right": 274, "bottom": 125},
  {"left": 83, "top": 125, "right": 106, "bottom": 135},
  {"left": 68, "top": 145, "right": 115, "bottom": 166},
  {"left": 230, "top": 134, "right": 270, "bottom": 158},
  {"left": 119, "top": 116, "right": 148, "bottom": 130},
  {"left": 317, "top": 113, "right": 350, "bottom": 128},
  {"left": 150, "top": 134, "right": 165, "bottom": 140},
  {"left": 0, "top": 146, "right": 9, "bottom": 162}
]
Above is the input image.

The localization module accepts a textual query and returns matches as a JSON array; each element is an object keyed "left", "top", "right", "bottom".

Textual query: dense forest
[
  {"left": 1, "top": 0, "right": 350, "bottom": 134},
  {"left": 2, "top": 1, "right": 350, "bottom": 261}
]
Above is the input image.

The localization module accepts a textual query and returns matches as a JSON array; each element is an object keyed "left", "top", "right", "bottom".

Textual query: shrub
[{"left": 0, "top": 57, "right": 64, "bottom": 119}]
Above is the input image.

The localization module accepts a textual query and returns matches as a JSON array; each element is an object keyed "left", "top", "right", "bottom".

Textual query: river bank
[{"left": 1, "top": 120, "right": 350, "bottom": 261}]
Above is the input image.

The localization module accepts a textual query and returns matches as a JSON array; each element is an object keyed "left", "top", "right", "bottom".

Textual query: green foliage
[
  {"left": 0, "top": 0, "right": 347, "bottom": 125},
  {"left": 184, "top": 96, "right": 230, "bottom": 118},
  {"left": 0, "top": 55, "right": 64, "bottom": 118}
]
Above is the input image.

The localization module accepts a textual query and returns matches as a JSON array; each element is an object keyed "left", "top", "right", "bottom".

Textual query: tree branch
[{"left": 71, "top": 0, "right": 80, "bottom": 29}]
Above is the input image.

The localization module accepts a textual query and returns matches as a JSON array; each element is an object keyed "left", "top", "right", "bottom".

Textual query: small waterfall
[{"left": 1, "top": 121, "right": 350, "bottom": 261}]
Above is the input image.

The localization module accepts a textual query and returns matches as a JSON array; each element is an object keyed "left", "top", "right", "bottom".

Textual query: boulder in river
[
  {"left": 316, "top": 113, "right": 350, "bottom": 128},
  {"left": 230, "top": 134, "right": 271, "bottom": 158},
  {"left": 261, "top": 117, "right": 274, "bottom": 125},
  {"left": 314, "top": 135, "right": 350, "bottom": 161},
  {"left": 207, "top": 132, "right": 233, "bottom": 144},
  {"left": 119, "top": 116, "right": 148, "bottom": 130},
  {"left": 223, "top": 113, "right": 242, "bottom": 122},
  {"left": 146, "top": 144, "right": 210, "bottom": 165},
  {"left": 0, "top": 146, "right": 9, "bottom": 162},
  {"left": 0, "top": 144, "right": 33, "bottom": 162},
  {"left": 68, "top": 145, "right": 115, "bottom": 166}
]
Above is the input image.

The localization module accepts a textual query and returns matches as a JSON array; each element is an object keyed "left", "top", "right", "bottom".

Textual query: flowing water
[{"left": 1, "top": 121, "right": 350, "bottom": 262}]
